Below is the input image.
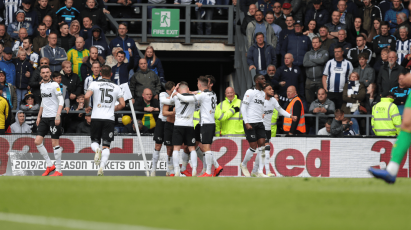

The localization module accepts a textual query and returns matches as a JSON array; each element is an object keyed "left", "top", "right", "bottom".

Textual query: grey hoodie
[
  {"left": 246, "top": 20, "right": 277, "bottom": 52},
  {"left": 330, "top": 118, "right": 350, "bottom": 137},
  {"left": 353, "top": 64, "right": 375, "bottom": 87},
  {"left": 303, "top": 48, "right": 330, "bottom": 82},
  {"left": 10, "top": 111, "right": 31, "bottom": 133}
]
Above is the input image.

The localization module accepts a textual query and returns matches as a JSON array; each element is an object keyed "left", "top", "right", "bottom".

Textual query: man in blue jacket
[
  {"left": 85, "top": 26, "right": 110, "bottom": 59},
  {"left": 40, "top": 32, "right": 68, "bottom": 72},
  {"left": 112, "top": 50, "right": 134, "bottom": 85},
  {"left": 0, "top": 47, "right": 16, "bottom": 86},
  {"left": 247, "top": 32, "right": 276, "bottom": 75},
  {"left": 304, "top": 0, "right": 329, "bottom": 29},
  {"left": 109, "top": 23, "right": 139, "bottom": 67}
]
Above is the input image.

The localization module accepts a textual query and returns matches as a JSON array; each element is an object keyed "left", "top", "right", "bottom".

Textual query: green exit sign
[{"left": 152, "top": 9, "right": 180, "bottom": 37}]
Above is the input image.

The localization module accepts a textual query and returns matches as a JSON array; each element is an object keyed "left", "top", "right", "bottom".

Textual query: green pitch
[{"left": 1, "top": 177, "right": 411, "bottom": 230}]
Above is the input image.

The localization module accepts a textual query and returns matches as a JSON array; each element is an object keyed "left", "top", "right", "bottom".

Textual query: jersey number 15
[{"left": 99, "top": 88, "right": 113, "bottom": 103}]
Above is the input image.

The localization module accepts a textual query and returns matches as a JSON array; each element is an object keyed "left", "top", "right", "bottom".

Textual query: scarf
[
  {"left": 2, "top": 83, "right": 12, "bottom": 109},
  {"left": 346, "top": 80, "right": 359, "bottom": 107},
  {"left": 340, "top": 11, "right": 347, "bottom": 24}
]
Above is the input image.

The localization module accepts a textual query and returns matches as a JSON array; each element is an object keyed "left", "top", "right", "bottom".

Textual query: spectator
[
  {"left": 72, "top": 0, "right": 107, "bottom": 13},
  {"left": 347, "top": 35, "right": 372, "bottom": 68},
  {"left": 29, "top": 57, "right": 49, "bottom": 103},
  {"left": 255, "top": 0, "right": 275, "bottom": 16},
  {"left": 286, "top": 0, "right": 303, "bottom": 21},
  {"left": 76, "top": 113, "right": 91, "bottom": 134},
  {"left": 42, "top": 15, "right": 57, "bottom": 35},
  {"left": 7, "top": 10, "right": 34, "bottom": 40},
  {"left": 12, "top": 28, "right": 29, "bottom": 52},
  {"left": 304, "top": 0, "right": 329, "bottom": 29},
  {"left": 374, "top": 47, "right": 389, "bottom": 76},
  {"left": 341, "top": 72, "right": 366, "bottom": 133},
  {"left": 385, "top": 0, "right": 408, "bottom": 34},
  {"left": 390, "top": 73, "right": 411, "bottom": 115},
  {"left": 69, "top": 19, "right": 81, "bottom": 38},
  {"left": 83, "top": 61, "right": 102, "bottom": 104},
  {"left": 353, "top": 52, "right": 375, "bottom": 87},
  {"left": 3, "top": 0, "right": 22, "bottom": 26},
  {"left": 246, "top": 10, "right": 277, "bottom": 51},
  {"left": 342, "top": 117, "right": 357, "bottom": 135},
  {"left": 328, "top": 29, "right": 352, "bottom": 59},
  {"left": 281, "top": 20, "right": 312, "bottom": 69},
  {"left": 121, "top": 119, "right": 150, "bottom": 134},
  {"left": 303, "top": 37, "right": 329, "bottom": 103},
  {"left": 371, "top": 92, "right": 401, "bottom": 136},
  {"left": 373, "top": 21, "right": 396, "bottom": 56},
  {"left": 35, "top": 0, "right": 56, "bottom": 23},
  {"left": 330, "top": 109, "right": 352, "bottom": 137},
  {"left": 275, "top": 3, "right": 293, "bottom": 29},
  {"left": 11, "top": 110, "right": 31, "bottom": 133},
  {"left": 40, "top": 32, "right": 68, "bottom": 72},
  {"left": 13, "top": 48, "right": 33, "bottom": 109},
  {"left": 140, "top": 46, "right": 164, "bottom": 84},
  {"left": 84, "top": 26, "right": 110, "bottom": 59},
  {"left": 241, "top": 4, "right": 256, "bottom": 36},
  {"left": 278, "top": 15, "right": 295, "bottom": 57},
  {"left": 309, "top": 88, "right": 336, "bottom": 129},
  {"left": 80, "top": 0, "right": 107, "bottom": 33},
  {"left": 130, "top": 59, "right": 161, "bottom": 100},
  {"left": 364, "top": 83, "right": 381, "bottom": 115},
  {"left": 303, "top": 20, "right": 320, "bottom": 41},
  {"left": 272, "top": 2, "right": 283, "bottom": 20},
  {"left": 67, "top": 37, "right": 89, "bottom": 81},
  {"left": 57, "top": 23, "right": 75, "bottom": 52},
  {"left": 22, "top": 38, "right": 39, "bottom": 69},
  {"left": 319, "top": 26, "right": 336, "bottom": 52},
  {"left": 78, "top": 17, "right": 93, "bottom": 41},
  {"left": 109, "top": 23, "right": 139, "bottom": 67},
  {"left": 265, "top": 11, "right": 282, "bottom": 40},
  {"left": 61, "top": 60, "right": 82, "bottom": 103},
  {"left": 215, "top": 86, "right": 245, "bottom": 137},
  {"left": 0, "top": 47, "right": 16, "bottom": 86},
  {"left": 337, "top": 0, "right": 353, "bottom": 30},
  {"left": 0, "top": 24, "right": 13, "bottom": 48},
  {"left": 325, "top": 11, "right": 347, "bottom": 40},
  {"left": 377, "top": 51, "right": 407, "bottom": 96},
  {"left": 283, "top": 85, "right": 306, "bottom": 134},
  {"left": 264, "top": 65, "right": 276, "bottom": 82},
  {"left": 33, "top": 23, "right": 48, "bottom": 53},
  {"left": 395, "top": 26, "right": 411, "bottom": 66},
  {"left": 19, "top": 92, "right": 39, "bottom": 130},
  {"left": 393, "top": 13, "right": 411, "bottom": 39},
  {"left": 247, "top": 32, "right": 276, "bottom": 76},
  {"left": 272, "top": 53, "right": 304, "bottom": 104},
  {"left": 322, "top": 46, "right": 354, "bottom": 109},
  {"left": 66, "top": 94, "right": 85, "bottom": 133},
  {"left": 134, "top": 88, "right": 160, "bottom": 131},
  {"left": 51, "top": 71, "right": 71, "bottom": 114},
  {"left": 0, "top": 69, "right": 17, "bottom": 110},
  {"left": 55, "top": 0, "right": 80, "bottom": 27},
  {"left": 360, "top": 0, "right": 382, "bottom": 34},
  {"left": 20, "top": 0, "right": 39, "bottom": 32},
  {"left": 0, "top": 84, "right": 12, "bottom": 134},
  {"left": 317, "top": 118, "right": 332, "bottom": 135},
  {"left": 333, "top": 0, "right": 359, "bottom": 17},
  {"left": 111, "top": 50, "right": 134, "bottom": 85},
  {"left": 80, "top": 46, "right": 105, "bottom": 80},
  {"left": 347, "top": 17, "right": 369, "bottom": 46}
]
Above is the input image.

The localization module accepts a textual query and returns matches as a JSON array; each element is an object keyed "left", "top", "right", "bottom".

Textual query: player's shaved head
[{"left": 178, "top": 81, "right": 189, "bottom": 93}]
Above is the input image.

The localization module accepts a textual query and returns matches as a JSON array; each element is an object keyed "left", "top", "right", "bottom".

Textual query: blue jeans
[
  {"left": 216, "top": 0, "right": 230, "bottom": 9},
  {"left": 350, "top": 110, "right": 360, "bottom": 135},
  {"left": 258, "top": 70, "right": 267, "bottom": 75},
  {"left": 196, "top": 8, "right": 214, "bottom": 35},
  {"left": 16, "top": 88, "right": 27, "bottom": 109}
]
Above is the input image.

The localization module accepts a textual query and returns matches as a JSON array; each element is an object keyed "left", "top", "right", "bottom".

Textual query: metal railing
[
  {"left": 304, "top": 114, "right": 373, "bottom": 135},
  {"left": 105, "top": 3, "right": 234, "bottom": 44}
]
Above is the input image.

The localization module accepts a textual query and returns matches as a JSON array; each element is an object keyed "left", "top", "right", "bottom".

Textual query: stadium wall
[{"left": 1, "top": 135, "right": 407, "bottom": 177}]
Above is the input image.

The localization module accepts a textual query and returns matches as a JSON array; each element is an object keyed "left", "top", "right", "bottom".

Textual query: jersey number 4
[{"left": 99, "top": 88, "right": 113, "bottom": 103}]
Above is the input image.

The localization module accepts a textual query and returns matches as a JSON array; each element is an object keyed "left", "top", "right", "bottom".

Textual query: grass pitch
[{"left": 0, "top": 177, "right": 410, "bottom": 230}]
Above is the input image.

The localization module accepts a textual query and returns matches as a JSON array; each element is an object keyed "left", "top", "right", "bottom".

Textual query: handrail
[
  {"left": 104, "top": 3, "right": 234, "bottom": 44},
  {"left": 12, "top": 110, "right": 158, "bottom": 115}
]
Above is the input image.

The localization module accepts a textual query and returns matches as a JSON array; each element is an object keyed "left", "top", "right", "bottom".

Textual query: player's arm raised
[
  {"left": 175, "top": 93, "right": 197, "bottom": 102},
  {"left": 273, "top": 99, "right": 297, "bottom": 121}
]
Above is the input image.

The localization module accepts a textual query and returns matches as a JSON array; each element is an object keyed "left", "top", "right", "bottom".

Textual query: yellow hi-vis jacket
[
  {"left": 372, "top": 98, "right": 401, "bottom": 136},
  {"left": 271, "top": 109, "right": 278, "bottom": 136},
  {"left": 193, "top": 110, "right": 200, "bottom": 128},
  {"left": 214, "top": 95, "right": 245, "bottom": 137}
]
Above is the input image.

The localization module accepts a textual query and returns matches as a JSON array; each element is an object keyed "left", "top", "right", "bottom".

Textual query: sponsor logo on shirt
[{"left": 41, "top": 93, "right": 52, "bottom": 98}]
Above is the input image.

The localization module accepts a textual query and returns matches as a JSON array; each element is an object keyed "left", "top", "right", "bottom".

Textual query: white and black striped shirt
[{"left": 4, "top": 0, "right": 22, "bottom": 26}]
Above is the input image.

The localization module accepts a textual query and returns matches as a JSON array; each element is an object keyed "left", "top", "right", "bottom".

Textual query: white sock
[
  {"left": 100, "top": 148, "right": 110, "bottom": 169},
  {"left": 211, "top": 152, "right": 219, "bottom": 168},
  {"left": 252, "top": 148, "right": 259, "bottom": 173},
  {"left": 181, "top": 152, "right": 189, "bottom": 171},
  {"left": 37, "top": 144, "right": 52, "bottom": 167},
  {"left": 91, "top": 142, "right": 99, "bottom": 152},
  {"left": 172, "top": 151, "right": 180, "bottom": 174},
  {"left": 242, "top": 148, "right": 255, "bottom": 167},
  {"left": 258, "top": 147, "right": 265, "bottom": 173},
  {"left": 386, "top": 161, "right": 400, "bottom": 176},
  {"left": 196, "top": 147, "right": 206, "bottom": 170},
  {"left": 205, "top": 151, "right": 212, "bottom": 175},
  {"left": 168, "top": 156, "right": 174, "bottom": 173},
  {"left": 264, "top": 145, "right": 270, "bottom": 174},
  {"left": 190, "top": 150, "right": 197, "bottom": 168},
  {"left": 152, "top": 150, "right": 160, "bottom": 172},
  {"left": 53, "top": 146, "right": 62, "bottom": 172}
]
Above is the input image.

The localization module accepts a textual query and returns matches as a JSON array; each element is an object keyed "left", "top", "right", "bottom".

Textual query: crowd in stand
[{"left": 0, "top": 0, "right": 408, "bottom": 137}]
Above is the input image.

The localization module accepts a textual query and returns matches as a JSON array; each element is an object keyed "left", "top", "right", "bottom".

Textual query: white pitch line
[{"left": 0, "top": 212, "right": 173, "bottom": 230}]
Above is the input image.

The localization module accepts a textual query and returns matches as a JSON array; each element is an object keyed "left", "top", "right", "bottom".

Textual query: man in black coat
[{"left": 241, "top": 4, "right": 256, "bottom": 35}]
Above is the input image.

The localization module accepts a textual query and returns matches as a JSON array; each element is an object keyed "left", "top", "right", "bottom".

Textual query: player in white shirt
[
  {"left": 34, "top": 65, "right": 65, "bottom": 176},
  {"left": 176, "top": 76, "right": 222, "bottom": 177},
  {"left": 151, "top": 81, "right": 175, "bottom": 176},
  {"left": 84, "top": 65, "right": 125, "bottom": 176},
  {"left": 251, "top": 84, "right": 294, "bottom": 177},
  {"left": 162, "top": 81, "right": 197, "bottom": 177}
]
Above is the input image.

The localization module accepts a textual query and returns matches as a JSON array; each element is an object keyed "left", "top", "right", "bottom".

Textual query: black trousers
[{"left": 327, "top": 92, "right": 343, "bottom": 110}]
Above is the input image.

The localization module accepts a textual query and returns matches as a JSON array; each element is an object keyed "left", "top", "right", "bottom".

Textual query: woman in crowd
[
  {"left": 348, "top": 17, "right": 368, "bottom": 46},
  {"left": 19, "top": 92, "right": 39, "bottom": 131},
  {"left": 0, "top": 70, "right": 17, "bottom": 110},
  {"left": 367, "top": 18, "right": 381, "bottom": 44},
  {"left": 69, "top": 20, "right": 81, "bottom": 38},
  {"left": 303, "top": 20, "right": 320, "bottom": 41},
  {"left": 143, "top": 46, "right": 166, "bottom": 83}
]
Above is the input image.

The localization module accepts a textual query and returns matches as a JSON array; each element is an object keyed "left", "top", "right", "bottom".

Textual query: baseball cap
[
  {"left": 22, "top": 0, "right": 32, "bottom": 4},
  {"left": 282, "top": 3, "right": 292, "bottom": 9},
  {"left": 3, "top": 47, "right": 12, "bottom": 54},
  {"left": 313, "top": 0, "right": 322, "bottom": 4},
  {"left": 15, "top": 9, "right": 26, "bottom": 16},
  {"left": 294, "top": 20, "right": 303, "bottom": 26}
]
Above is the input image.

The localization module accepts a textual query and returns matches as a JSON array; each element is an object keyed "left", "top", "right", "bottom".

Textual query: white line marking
[{"left": 0, "top": 212, "right": 173, "bottom": 230}]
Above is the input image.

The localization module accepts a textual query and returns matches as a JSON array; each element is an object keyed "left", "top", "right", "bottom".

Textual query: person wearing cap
[
  {"left": 0, "top": 47, "right": 17, "bottom": 87},
  {"left": 11, "top": 110, "right": 32, "bottom": 133},
  {"left": 84, "top": 25, "right": 110, "bottom": 59},
  {"left": 57, "top": 22, "right": 75, "bottom": 52},
  {"left": 19, "top": 92, "right": 40, "bottom": 130},
  {"left": 246, "top": 10, "right": 277, "bottom": 51},
  {"left": 325, "top": 11, "right": 347, "bottom": 40},
  {"left": 7, "top": 9, "right": 34, "bottom": 40},
  {"left": 247, "top": 32, "right": 276, "bottom": 75},
  {"left": 0, "top": 83, "right": 12, "bottom": 134},
  {"left": 20, "top": 0, "right": 40, "bottom": 32},
  {"left": 378, "top": 51, "right": 407, "bottom": 96},
  {"left": 372, "top": 91, "right": 401, "bottom": 136},
  {"left": 40, "top": 32, "right": 68, "bottom": 72},
  {"left": 305, "top": 0, "right": 329, "bottom": 29},
  {"left": 275, "top": 3, "right": 293, "bottom": 29}
]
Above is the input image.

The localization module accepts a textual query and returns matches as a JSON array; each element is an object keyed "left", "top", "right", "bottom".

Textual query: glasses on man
[{"left": 40, "top": 62, "right": 49, "bottom": 64}]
